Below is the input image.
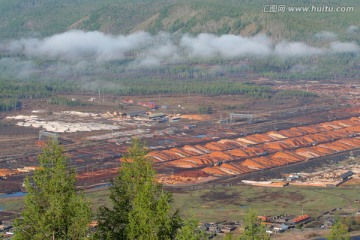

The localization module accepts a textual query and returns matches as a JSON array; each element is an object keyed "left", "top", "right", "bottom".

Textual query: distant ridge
[{"left": 0, "top": 0, "right": 359, "bottom": 40}]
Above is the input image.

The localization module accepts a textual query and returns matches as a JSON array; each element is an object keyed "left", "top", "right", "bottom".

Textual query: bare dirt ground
[{"left": 0, "top": 82, "right": 359, "bottom": 193}]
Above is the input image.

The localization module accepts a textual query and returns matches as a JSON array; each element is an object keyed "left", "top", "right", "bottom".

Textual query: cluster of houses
[
  {"left": 201, "top": 221, "right": 239, "bottom": 237},
  {"left": 200, "top": 214, "right": 313, "bottom": 237},
  {"left": 260, "top": 214, "right": 311, "bottom": 235}
]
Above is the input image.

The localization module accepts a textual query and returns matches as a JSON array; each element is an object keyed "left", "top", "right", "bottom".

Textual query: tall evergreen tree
[
  {"left": 175, "top": 219, "right": 207, "bottom": 240},
  {"left": 14, "top": 140, "right": 91, "bottom": 240},
  {"left": 238, "top": 209, "right": 270, "bottom": 240},
  {"left": 95, "top": 139, "right": 181, "bottom": 240}
]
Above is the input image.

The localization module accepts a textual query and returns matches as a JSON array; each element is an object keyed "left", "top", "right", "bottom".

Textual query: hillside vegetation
[{"left": 0, "top": 0, "right": 359, "bottom": 40}]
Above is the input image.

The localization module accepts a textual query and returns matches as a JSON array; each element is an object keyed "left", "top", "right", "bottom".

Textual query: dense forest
[
  {"left": 0, "top": 78, "right": 75, "bottom": 112},
  {"left": 0, "top": 79, "right": 49, "bottom": 111},
  {"left": 0, "top": 0, "right": 358, "bottom": 40},
  {"left": 0, "top": 76, "right": 275, "bottom": 112}
]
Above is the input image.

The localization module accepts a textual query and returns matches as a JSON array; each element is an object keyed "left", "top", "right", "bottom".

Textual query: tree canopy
[
  {"left": 327, "top": 216, "right": 350, "bottom": 240},
  {"left": 95, "top": 139, "right": 181, "bottom": 240},
  {"left": 175, "top": 218, "right": 207, "bottom": 240},
  {"left": 14, "top": 140, "right": 92, "bottom": 240},
  {"left": 239, "top": 209, "right": 270, "bottom": 240}
]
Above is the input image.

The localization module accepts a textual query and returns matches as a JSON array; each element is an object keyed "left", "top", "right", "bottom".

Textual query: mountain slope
[{"left": 0, "top": 0, "right": 359, "bottom": 41}]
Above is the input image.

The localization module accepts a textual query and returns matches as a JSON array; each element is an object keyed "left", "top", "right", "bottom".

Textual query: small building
[
  {"left": 338, "top": 171, "right": 354, "bottom": 181},
  {"left": 88, "top": 220, "right": 98, "bottom": 228},
  {"left": 218, "top": 119, "right": 229, "bottom": 124},
  {"left": 221, "top": 225, "right": 237, "bottom": 233},
  {"left": 123, "top": 99, "right": 134, "bottom": 104},
  {"left": 128, "top": 111, "right": 147, "bottom": 118},
  {"left": 280, "top": 224, "right": 289, "bottom": 231},
  {"left": 171, "top": 117, "right": 181, "bottom": 122},
  {"left": 0, "top": 224, "right": 12, "bottom": 233},
  {"left": 323, "top": 219, "right": 335, "bottom": 227},
  {"left": 258, "top": 216, "right": 270, "bottom": 222},
  {"left": 88, "top": 97, "right": 97, "bottom": 102},
  {"left": 291, "top": 214, "right": 311, "bottom": 225},
  {"left": 273, "top": 226, "right": 282, "bottom": 233},
  {"left": 208, "top": 224, "right": 221, "bottom": 233},
  {"left": 148, "top": 102, "right": 157, "bottom": 109},
  {"left": 158, "top": 118, "right": 169, "bottom": 123},
  {"left": 148, "top": 113, "right": 167, "bottom": 120},
  {"left": 137, "top": 101, "right": 157, "bottom": 109},
  {"left": 184, "top": 124, "right": 196, "bottom": 130},
  {"left": 39, "top": 130, "right": 59, "bottom": 141},
  {"left": 287, "top": 174, "right": 300, "bottom": 181}
]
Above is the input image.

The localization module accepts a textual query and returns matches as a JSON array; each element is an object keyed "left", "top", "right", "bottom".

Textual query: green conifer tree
[
  {"left": 95, "top": 139, "right": 180, "bottom": 240},
  {"left": 239, "top": 209, "right": 270, "bottom": 240},
  {"left": 327, "top": 216, "right": 350, "bottom": 240},
  {"left": 175, "top": 219, "right": 207, "bottom": 240},
  {"left": 14, "top": 140, "right": 91, "bottom": 240}
]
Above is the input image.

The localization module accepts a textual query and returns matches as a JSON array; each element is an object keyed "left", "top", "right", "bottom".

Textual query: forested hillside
[{"left": 0, "top": 0, "right": 359, "bottom": 40}]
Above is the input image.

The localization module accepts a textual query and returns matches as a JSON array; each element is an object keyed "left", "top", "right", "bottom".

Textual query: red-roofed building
[
  {"left": 258, "top": 216, "right": 270, "bottom": 222},
  {"left": 291, "top": 214, "right": 311, "bottom": 224}
]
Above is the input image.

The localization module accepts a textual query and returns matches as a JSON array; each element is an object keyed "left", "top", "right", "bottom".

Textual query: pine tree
[
  {"left": 14, "top": 140, "right": 91, "bottom": 240},
  {"left": 95, "top": 139, "right": 181, "bottom": 240},
  {"left": 239, "top": 209, "right": 270, "bottom": 240},
  {"left": 175, "top": 219, "right": 207, "bottom": 240},
  {"left": 327, "top": 216, "right": 350, "bottom": 240}
]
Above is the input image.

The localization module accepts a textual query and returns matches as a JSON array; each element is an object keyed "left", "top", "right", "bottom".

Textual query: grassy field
[
  {"left": 2, "top": 184, "right": 359, "bottom": 222},
  {"left": 171, "top": 185, "right": 360, "bottom": 222}
]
